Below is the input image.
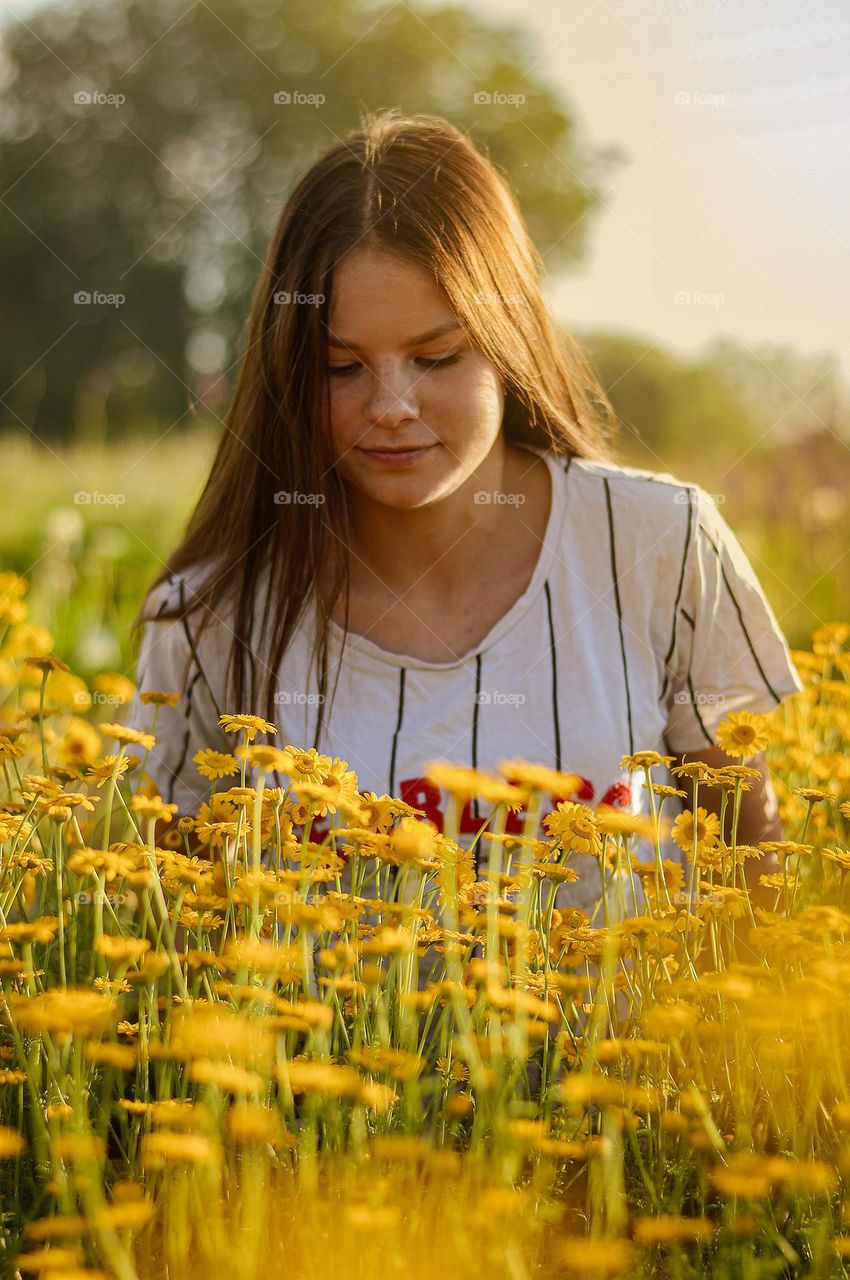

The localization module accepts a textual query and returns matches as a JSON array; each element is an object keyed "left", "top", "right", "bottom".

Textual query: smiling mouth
[{"left": 359, "top": 444, "right": 436, "bottom": 454}]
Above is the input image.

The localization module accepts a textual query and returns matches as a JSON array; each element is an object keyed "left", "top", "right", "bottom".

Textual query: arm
[{"left": 669, "top": 744, "right": 783, "bottom": 911}]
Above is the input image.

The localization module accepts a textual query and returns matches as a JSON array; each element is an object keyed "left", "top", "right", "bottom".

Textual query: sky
[
  {"left": 454, "top": 0, "right": 850, "bottom": 381},
  {"left": 4, "top": 0, "right": 848, "bottom": 381}
]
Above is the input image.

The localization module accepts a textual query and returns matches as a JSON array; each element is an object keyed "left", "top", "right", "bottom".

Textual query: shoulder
[
  {"left": 558, "top": 454, "right": 714, "bottom": 539},
  {"left": 141, "top": 563, "right": 220, "bottom": 623}
]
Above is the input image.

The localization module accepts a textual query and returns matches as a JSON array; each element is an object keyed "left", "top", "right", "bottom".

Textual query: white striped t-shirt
[{"left": 124, "top": 444, "right": 803, "bottom": 915}]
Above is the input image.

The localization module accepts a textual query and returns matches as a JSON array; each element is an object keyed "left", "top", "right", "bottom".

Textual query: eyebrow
[{"left": 327, "top": 320, "right": 464, "bottom": 352}]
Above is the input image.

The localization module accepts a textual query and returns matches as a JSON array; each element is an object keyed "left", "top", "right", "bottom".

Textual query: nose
[{"left": 363, "top": 359, "right": 420, "bottom": 429}]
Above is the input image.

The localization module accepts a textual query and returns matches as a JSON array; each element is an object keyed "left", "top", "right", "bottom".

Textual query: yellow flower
[
  {"left": 620, "top": 751, "right": 675, "bottom": 772},
  {"left": 556, "top": 1236, "right": 634, "bottom": 1275},
  {"left": 219, "top": 713, "right": 277, "bottom": 741},
  {"left": 496, "top": 759, "right": 585, "bottom": 796},
  {"left": 632, "top": 1215, "right": 713, "bottom": 1244},
  {"left": 187, "top": 1060, "right": 265, "bottom": 1093},
  {"left": 86, "top": 754, "right": 132, "bottom": 787},
  {"left": 91, "top": 672, "right": 136, "bottom": 705},
  {"left": 0, "top": 1126, "right": 26, "bottom": 1158},
  {"left": 276, "top": 1059, "right": 362, "bottom": 1098},
  {"left": 276, "top": 746, "right": 331, "bottom": 782},
  {"left": 234, "top": 744, "right": 292, "bottom": 773},
  {"left": 141, "top": 1132, "right": 220, "bottom": 1168},
  {"left": 23, "top": 655, "right": 70, "bottom": 675},
  {"left": 671, "top": 806, "right": 720, "bottom": 853},
  {"left": 715, "top": 710, "right": 771, "bottom": 759},
  {"left": 95, "top": 935, "right": 151, "bottom": 963},
  {"left": 130, "top": 795, "right": 178, "bottom": 823},
  {"left": 425, "top": 762, "right": 530, "bottom": 809},
  {"left": 100, "top": 722, "right": 156, "bottom": 751},
  {"left": 15, "top": 1245, "right": 86, "bottom": 1271},
  {"left": 190, "top": 748, "right": 238, "bottom": 781},
  {"left": 0, "top": 919, "right": 59, "bottom": 945},
  {"left": 543, "top": 801, "right": 603, "bottom": 857},
  {"left": 139, "top": 689, "right": 180, "bottom": 707}
]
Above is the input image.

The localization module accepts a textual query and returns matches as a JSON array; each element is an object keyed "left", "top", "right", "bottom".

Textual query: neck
[{"left": 344, "top": 438, "right": 531, "bottom": 599}]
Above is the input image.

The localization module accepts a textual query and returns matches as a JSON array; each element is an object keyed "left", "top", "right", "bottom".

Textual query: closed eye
[{"left": 328, "top": 353, "right": 463, "bottom": 377}]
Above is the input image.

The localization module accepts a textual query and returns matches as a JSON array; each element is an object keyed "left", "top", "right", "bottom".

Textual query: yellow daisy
[
  {"left": 715, "top": 710, "right": 771, "bottom": 759},
  {"left": 193, "top": 748, "right": 240, "bottom": 780},
  {"left": 671, "top": 805, "right": 721, "bottom": 853},
  {"left": 218, "top": 713, "right": 276, "bottom": 741},
  {"left": 100, "top": 723, "right": 156, "bottom": 751}
]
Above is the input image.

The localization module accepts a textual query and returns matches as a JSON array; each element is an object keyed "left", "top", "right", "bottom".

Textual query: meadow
[{"left": 0, "top": 431, "right": 849, "bottom": 1278}]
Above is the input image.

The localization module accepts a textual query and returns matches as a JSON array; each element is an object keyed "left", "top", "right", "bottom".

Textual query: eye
[{"left": 327, "top": 353, "right": 463, "bottom": 377}]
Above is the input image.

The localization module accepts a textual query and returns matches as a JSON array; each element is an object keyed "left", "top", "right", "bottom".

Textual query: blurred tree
[
  {"left": 0, "top": 0, "right": 623, "bottom": 441},
  {"left": 701, "top": 335, "right": 849, "bottom": 446},
  {"left": 579, "top": 328, "right": 758, "bottom": 485}
]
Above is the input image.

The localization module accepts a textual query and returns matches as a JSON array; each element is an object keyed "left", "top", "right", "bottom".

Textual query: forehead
[{"left": 327, "top": 247, "right": 460, "bottom": 349}]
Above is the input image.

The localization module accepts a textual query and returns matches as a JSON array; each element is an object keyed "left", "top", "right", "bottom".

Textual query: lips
[{"left": 361, "top": 445, "right": 434, "bottom": 453}]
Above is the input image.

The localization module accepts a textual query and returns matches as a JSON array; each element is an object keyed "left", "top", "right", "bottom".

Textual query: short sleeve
[
  {"left": 662, "top": 487, "right": 804, "bottom": 752},
  {"left": 123, "top": 575, "right": 230, "bottom": 817}
]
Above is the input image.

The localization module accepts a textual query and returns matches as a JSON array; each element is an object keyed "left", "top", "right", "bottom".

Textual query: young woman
[{"left": 125, "top": 110, "right": 803, "bottom": 917}]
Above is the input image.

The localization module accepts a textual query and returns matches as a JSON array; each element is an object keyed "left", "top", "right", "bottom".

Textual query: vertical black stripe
[
  {"left": 471, "top": 654, "right": 482, "bottom": 820},
  {"left": 388, "top": 666, "right": 406, "bottom": 798},
  {"left": 604, "top": 478, "right": 634, "bottom": 755},
  {"left": 311, "top": 635, "right": 328, "bottom": 753},
  {"left": 659, "top": 491, "right": 694, "bottom": 701},
  {"left": 687, "top": 672, "right": 714, "bottom": 745},
  {"left": 543, "top": 579, "right": 561, "bottom": 770},
  {"left": 563, "top": 454, "right": 574, "bottom": 477},
  {"left": 698, "top": 523, "right": 785, "bottom": 704}
]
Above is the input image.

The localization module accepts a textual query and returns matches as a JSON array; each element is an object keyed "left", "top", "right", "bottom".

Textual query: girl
[{"left": 125, "top": 109, "right": 803, "bottom": 917}]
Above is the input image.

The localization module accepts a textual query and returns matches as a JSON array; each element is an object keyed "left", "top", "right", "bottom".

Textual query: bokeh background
[{"left": 1, "top": 0, "right": 847, "bottom": 686}]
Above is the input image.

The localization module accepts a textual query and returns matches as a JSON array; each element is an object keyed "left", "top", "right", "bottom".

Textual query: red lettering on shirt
[{"left": 301, "top": 774, "right": 631, "bottom": 845}]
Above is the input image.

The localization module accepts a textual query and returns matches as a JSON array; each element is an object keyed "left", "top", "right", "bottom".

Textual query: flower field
[{"left": 1, "top": 567, "right": 850, "bottom": 1278}]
